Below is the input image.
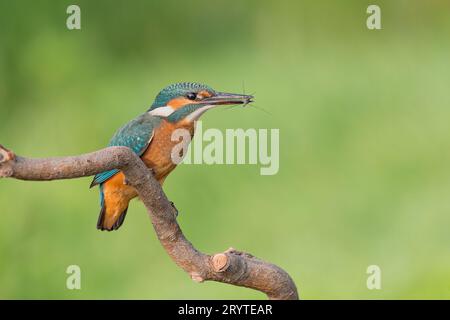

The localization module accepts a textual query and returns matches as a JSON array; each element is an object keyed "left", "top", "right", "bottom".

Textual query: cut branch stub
[
  {"left": 0, "top": 145, "right": 15, "bottom": 163},
  {"left": 212, "top": 253, "right": 230, "bottom": 272}
]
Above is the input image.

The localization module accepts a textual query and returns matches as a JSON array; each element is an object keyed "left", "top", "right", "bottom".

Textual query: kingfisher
[{"left": 90, "top": 82, "right": 253, "bottom": 231}]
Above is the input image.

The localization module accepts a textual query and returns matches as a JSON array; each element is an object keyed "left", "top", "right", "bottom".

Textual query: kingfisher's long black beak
[{"left": 201, "top": 92, "right": 254, "bottom": 106}]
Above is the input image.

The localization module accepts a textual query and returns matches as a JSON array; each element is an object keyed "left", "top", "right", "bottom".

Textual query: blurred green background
[{"left": 1, "top": 0, "right": 450, "bottom": 299}]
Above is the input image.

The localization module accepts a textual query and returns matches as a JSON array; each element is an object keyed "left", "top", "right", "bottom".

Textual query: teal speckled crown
[{"left": 149, "top": 82, "right": 215, "bottom": 109}]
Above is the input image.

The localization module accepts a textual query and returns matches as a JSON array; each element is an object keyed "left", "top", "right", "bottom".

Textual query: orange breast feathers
[
  {"left": 141, "top": 118, "right": 195, "bottom": 184},
  {"left": 100, "top": 119, "right": 194, "bottom": 230}
]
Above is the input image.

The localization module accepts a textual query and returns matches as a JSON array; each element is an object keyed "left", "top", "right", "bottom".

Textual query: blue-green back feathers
[{"left": 90, "top": 113, "right": 162, "bottom": 188}]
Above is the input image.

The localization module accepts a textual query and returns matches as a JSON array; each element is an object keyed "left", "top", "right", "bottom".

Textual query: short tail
[{"left": 97, "top": 184, "right": 129, "bottom": 231}]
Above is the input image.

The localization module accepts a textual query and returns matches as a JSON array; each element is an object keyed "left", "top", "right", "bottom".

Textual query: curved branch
[{"left": 0, "top": 144, "right": 299, "bottom": 300}]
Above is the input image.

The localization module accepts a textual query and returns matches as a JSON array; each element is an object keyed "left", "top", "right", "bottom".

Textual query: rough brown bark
[{"left": 0, "top": 144, "right": 299, "bottom": 300}]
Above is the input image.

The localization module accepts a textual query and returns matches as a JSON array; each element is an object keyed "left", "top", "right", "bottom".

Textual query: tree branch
[{"left": 0, "top": 144, "right": 299, "bottom": 300}]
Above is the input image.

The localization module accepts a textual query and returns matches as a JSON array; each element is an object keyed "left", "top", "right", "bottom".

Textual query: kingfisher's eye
[{"left": 186, "top": 92, "right": 197, "bottom": 100}]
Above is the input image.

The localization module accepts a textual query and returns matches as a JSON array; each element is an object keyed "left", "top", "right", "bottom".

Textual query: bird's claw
[{"left": 170, "top": 201, "right": 179, "bottom": 218}]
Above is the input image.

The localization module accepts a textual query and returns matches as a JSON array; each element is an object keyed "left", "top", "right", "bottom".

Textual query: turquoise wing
[
  {"left": 90, "top": 113, "right": 162, "bottom": 188},
  {"left": 90, "top": 169, "right": 120, "bottom": 187}
]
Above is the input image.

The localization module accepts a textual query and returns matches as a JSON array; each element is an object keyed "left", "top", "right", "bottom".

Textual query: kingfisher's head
[{"left": 148, "top": 82, "right": 253, "bottom": 123}]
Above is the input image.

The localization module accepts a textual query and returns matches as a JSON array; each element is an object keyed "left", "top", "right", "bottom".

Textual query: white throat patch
[{"left": 148, "top": 106, "right": 175, "bottom": 117}]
